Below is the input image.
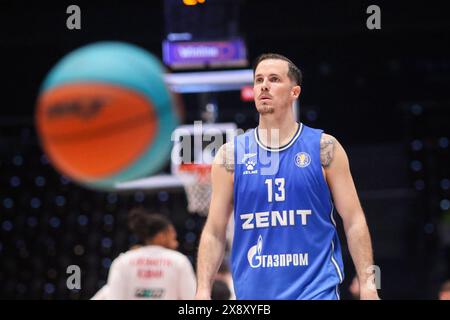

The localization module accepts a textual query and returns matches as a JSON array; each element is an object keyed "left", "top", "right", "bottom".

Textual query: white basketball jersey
[{"left": 105, "top": 245, "right": 196, "bottom": 300}]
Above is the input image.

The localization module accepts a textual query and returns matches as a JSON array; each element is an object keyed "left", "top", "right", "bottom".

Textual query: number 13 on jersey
[{"left": 265, "top": 178, "right": 286, "bottom": 202}]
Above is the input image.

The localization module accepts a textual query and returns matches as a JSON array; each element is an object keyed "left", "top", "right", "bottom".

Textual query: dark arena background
[{"left": 0, "top": 0, "right": 449, "bottom": 301}]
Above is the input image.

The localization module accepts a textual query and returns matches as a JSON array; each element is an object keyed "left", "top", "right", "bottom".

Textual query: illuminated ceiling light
[
  {"left": 183, "top": 0, "right": 198, "bottom": 5},
  {"left": 183, "top": 0, "right": 206, "bottom": 5}
]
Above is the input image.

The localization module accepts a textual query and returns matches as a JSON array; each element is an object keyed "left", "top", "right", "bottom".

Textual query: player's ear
[{"left": 292, "top": 85, "right": 301, "bottom": 99}]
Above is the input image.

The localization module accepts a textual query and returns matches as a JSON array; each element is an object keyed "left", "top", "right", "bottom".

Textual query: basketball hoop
[{"left": 177, "top": 163, "right": 212, "bottom": 216}]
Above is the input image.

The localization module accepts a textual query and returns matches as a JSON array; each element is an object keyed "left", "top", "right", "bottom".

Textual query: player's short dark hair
[
  {"left": 253, "top": 53, "right": 303, "bottom": 86},
  {"left": 128, "top": 207, "right": 172, "bottom": 244}
]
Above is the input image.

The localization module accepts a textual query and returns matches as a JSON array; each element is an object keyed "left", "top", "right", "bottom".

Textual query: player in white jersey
[{"left": 94, "top": 208, "right": 196, "bottom": 300}]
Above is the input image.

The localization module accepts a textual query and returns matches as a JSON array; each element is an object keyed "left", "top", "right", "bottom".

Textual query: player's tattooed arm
[
  {"left": 320, "top": 133, "right": 335, "bottom": 167},
  {"left": 218, "top": 141, "right": 235, "bottom": 173}
]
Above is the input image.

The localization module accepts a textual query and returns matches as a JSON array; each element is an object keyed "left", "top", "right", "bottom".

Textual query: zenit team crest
[{"left": 295, "top": 152, "right": 311, "bottom": 168}]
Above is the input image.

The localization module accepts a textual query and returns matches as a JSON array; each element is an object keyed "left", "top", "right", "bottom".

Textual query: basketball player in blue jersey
[{"left": 195, "top": 53, "right": 380, "bottom": 300}]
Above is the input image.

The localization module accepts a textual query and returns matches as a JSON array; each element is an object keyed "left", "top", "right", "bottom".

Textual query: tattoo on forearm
[{"left": 320, "top": 137, "right": 334, "bottom": 167}]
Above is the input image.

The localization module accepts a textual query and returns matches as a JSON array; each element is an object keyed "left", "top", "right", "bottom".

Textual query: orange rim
[{"left": 178, "top": 163, "right": 211, "bottom": 180}]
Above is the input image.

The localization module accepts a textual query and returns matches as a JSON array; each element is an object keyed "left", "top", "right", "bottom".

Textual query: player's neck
[
  {"left": 257, "top": 113, "right": 298, "bottom": 148},
  {"left": 145, "top": 241, "right": 161, "bottom": 247},
  {"left": 145, "top": 237, "right": 166, "bottom": 248}
]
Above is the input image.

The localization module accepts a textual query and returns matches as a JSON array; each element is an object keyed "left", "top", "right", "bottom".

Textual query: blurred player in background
[{"left": 93, "top": 208, "right": 196, "bottom": 300}]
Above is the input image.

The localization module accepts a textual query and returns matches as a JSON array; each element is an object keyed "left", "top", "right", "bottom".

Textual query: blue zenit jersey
[{"left": 231, "top": 123, "right": 344, "bottom": 300}]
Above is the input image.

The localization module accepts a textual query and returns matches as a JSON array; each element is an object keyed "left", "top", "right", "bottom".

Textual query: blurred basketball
[{"left": 35, "top": 41, "right": 181, "bottom": 190}]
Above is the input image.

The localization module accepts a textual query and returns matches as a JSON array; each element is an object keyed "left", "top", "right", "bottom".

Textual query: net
[{"left": 177, "top": 163, "right": 212, "bottom": 216}]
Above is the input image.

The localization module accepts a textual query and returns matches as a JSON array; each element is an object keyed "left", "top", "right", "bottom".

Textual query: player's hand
[
  {"left": 195, "top": 290, "right": 211, "bottom": 300},
  {"left": 360, "top": 288, "right": 380, "bottom": 300}
]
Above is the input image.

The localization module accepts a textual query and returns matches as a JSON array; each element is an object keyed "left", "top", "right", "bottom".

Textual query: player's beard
[{"left": 256, "top": 103, "right": 275, "bottom": 114}]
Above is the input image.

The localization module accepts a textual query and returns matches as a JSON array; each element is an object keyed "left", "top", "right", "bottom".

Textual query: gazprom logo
[
  {"left": 246, "top": 235, "right": 309, "bottom": 268},
  {"left": 247, "top": 235, "right": 263, "bottom": 268}
]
